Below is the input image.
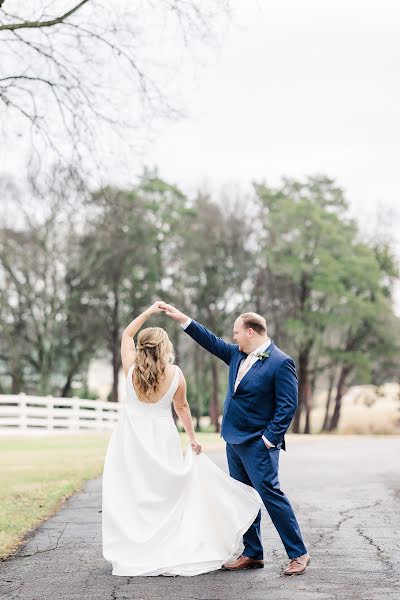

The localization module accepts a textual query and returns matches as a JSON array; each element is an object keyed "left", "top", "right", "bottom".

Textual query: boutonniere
[{"left": 254, "top": 351, "right": 270, "bottom": 362}]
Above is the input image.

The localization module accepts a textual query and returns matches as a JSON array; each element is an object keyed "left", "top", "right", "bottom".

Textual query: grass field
[{"left": 0, "top": 431, "right": 224, "bottom": 560}]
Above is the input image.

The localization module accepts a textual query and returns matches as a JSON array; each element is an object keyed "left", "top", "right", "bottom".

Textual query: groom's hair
[{"left": 239, "top": 312, "right": 267, "bottom": 335}]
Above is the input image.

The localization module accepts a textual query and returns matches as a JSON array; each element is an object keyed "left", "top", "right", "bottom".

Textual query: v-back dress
[{"left": 101, "top": 364, "right": 262, "bottom": 576}]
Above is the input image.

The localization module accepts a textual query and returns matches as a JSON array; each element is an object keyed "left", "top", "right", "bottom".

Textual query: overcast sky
[
  {"left": 3, "top": 0, "right": 399, "bottom": 228},
  {"left": 139, "top": 1, "right": 400, "bottom": 235}
]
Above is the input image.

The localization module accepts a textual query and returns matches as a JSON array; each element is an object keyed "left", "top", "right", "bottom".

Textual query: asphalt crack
[
  {"left": 355, "top": 525, "right": 389, "bottom": 563},
  {"left": 311, "top": 500, "right": 383, "bottom": 548}
]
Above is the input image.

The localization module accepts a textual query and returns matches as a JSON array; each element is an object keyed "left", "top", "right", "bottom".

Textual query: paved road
[{"left": 1, "top": 436, "right": 399, "bottom": 600}]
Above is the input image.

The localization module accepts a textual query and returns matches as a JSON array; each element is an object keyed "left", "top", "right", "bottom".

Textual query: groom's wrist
[
  {"left": 262, "top": 434, "right": 275, "bottom": 448},
  {"left": 180, "top": 317, "right": 192, "bottom": 329},
  {"left": 262, "top": 430, "right": 278, "bottom": 447}
]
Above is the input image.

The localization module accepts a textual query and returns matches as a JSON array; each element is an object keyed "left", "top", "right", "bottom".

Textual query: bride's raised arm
[{"left": 120, "top": 301, "right": 164, "bottom": 376}]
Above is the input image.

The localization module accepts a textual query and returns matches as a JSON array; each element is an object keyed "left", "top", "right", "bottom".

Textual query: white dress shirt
[{"left": 180, "top": 318, "right": 275, "bottom": 448}]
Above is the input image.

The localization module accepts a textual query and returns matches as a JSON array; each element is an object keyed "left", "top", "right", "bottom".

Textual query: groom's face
[{"left": 233, "top": 317, "right": 253, "bottom": 353}]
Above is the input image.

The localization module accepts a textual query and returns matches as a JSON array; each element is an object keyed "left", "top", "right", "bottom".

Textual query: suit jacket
[{"left": 183, "top": 319, "right": 298, "bottom": 451}]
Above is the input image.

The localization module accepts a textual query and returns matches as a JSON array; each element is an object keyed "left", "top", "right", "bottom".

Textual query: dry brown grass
[{"left": 312, "top": 382, "right": 400, "bottom": 434}]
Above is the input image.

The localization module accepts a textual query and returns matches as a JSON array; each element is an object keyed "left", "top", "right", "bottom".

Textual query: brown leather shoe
[
  {"left": 283, "top": 553, "right": 311, "bottom": 575},
  {"left": 222, "top": 555, "right": 264, "bottom": 571}
]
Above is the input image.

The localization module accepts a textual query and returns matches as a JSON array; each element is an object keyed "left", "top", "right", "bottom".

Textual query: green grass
[{"left": 0, "top": 430, "right": 223, "bottom": 560}]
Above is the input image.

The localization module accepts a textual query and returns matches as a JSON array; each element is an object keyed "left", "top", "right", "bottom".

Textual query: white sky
[
  {"left": 141, "top": 1, "right": 399, "bottom": 223},
  {"left": 3, "top": 0, "right": 399, "bottom": 224}
]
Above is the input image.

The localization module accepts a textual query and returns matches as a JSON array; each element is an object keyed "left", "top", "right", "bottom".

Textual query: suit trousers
[{"left": 226, "top": 436, "right": 307, "bottom": 559}]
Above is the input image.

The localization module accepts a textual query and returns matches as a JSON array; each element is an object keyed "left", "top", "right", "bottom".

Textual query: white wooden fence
[{"left": 0, "top": 394, "right": 120, "bottom": 435}]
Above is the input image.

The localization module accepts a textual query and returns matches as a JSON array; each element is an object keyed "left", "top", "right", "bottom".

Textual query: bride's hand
[
  {"left": 144, "top": 301, "right": 165, "bottom": 317},
  {"left": 160, "top": 302, "right": 188, "bottom": 324},
  {"left": 190, "top": 438, "right": 202, "bottom": 455}
]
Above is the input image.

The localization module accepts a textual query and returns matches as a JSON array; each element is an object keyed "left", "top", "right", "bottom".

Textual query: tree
[
  {"left": 176, "top": 193, "right": 254, "bottom": 431},
  {"left": 0, "top": 1, "right": 230, "bottom": 177},
  {"left": 324, "top": 242, "right": 399, "bottom": 430},
  {"left": 0, "top": 178, "right": 96, "bottom": 395},
  {"left": 79, "top": 173, "right": 191, "bottom": 401},
  {"left": 255, "top": 175, "right": 361, "bottom": 433}
]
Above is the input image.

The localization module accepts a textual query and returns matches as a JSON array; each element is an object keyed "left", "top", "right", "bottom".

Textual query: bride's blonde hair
[{"left": 134, "top": 327, "right": 175, "bottom": 401}]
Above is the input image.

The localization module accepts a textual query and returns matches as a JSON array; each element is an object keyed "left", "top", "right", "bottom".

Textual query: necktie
[{"left": 234, "top": 352, "right": 254, "bottom": 391}]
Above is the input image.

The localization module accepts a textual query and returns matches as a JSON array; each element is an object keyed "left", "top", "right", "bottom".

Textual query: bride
[{"left": 102, "top": 301, "right": 262, "bottom": 577}]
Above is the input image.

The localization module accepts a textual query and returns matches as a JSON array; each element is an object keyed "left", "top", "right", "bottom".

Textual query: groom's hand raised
[{"left": 160, "top": 302, "right": 189, "bottom": 325}]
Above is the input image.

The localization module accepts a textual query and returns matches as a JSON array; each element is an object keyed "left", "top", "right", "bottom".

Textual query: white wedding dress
[{"left": 102, "top": 364, "right": 262, "bottom": 577}]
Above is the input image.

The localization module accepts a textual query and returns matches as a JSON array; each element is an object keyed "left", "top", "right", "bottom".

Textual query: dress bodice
[{"left": 125, "top": 364, "right": 180, "bottom": 417}]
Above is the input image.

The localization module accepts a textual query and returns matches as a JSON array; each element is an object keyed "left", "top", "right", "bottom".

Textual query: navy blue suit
[{"left": 183, "top": 319, "right": 307, "bottom": 559}]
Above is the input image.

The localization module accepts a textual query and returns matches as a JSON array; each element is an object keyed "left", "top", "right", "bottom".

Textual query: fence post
[
  {"left": 19, "top": 393, "right": 27, "bottom": 432},
  {"left": 72, "top": 397, "right": 80, "bottom": 432},
  {"left": 96, "top": 403, "right": 103, "bottom": 432},
  {"left": 47, "top": 395, "right": 54, "bottom": 431}
]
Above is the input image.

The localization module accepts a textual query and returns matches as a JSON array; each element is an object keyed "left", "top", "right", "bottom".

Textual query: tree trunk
[
  {"left": 292, "top": 350, "right": 309, "bottom": 433},
  {"left": 193, "top": 345, "right": 202, "bottom": 431},
  {"left": 321, "top": 369, "right": 335, "bottom": 431},
  {"left": 38, "top": 359, "right": 51, "bottom": 396},
  {"left": 110, "top": 286, "right": 120, "bottom": 403},
  {"left": 210, "top": 357, "right": 220, "bottom": 433},
  {"left": 111, "top": 350, "right": 120, "bottom": 403},
  {"left": 303, "top": 377, "right": 312, "bottom": 434},
  {"left": 171, "top": 326, "right": 180, "bottom": 366},
  {"left": 304, "top": 369, "right": 317, "bottom": 434},
  {"left": 254, "top": 267, "right": 265, "bottom": 314},
  {"left": 61, "top": 371, "right": 74, "bottom": 397},
  {"left": 327, "top": 365, "right": 352, "bottom": 431},
  {"left": 10, "top": 366, "right": 22, "bottom": 394}
]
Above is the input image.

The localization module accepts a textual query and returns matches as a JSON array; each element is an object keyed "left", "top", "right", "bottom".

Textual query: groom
[{"left": 161, "top": 304, "right": 310, "bottom": 575}]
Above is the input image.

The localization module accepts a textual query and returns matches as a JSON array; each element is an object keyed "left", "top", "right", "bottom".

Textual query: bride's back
[{"left": 131, "top": 364, "right": 177, "bottom": 404}]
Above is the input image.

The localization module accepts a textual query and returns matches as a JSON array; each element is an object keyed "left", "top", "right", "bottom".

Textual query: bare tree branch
[
  {"left": 0, "top": 1, "right": 231, "bottom": 184},
  {"left": 0, "top": 1, "right": 89, "bottom": 31}
]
